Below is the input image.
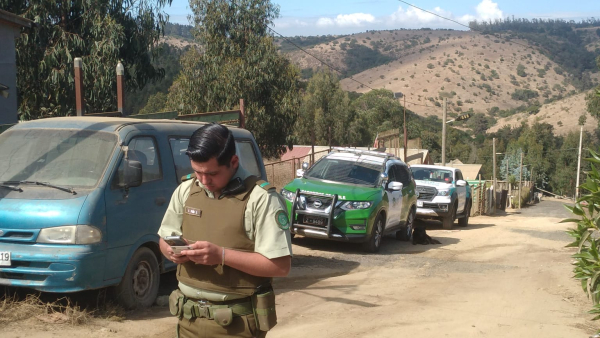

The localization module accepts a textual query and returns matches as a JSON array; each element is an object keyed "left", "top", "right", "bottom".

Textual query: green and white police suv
[
  {"left": 409, "top": 165, "right": 472, "bottom": 229},
  {"left": 280, "top": 148, "right": 417, "bottom": 252}
]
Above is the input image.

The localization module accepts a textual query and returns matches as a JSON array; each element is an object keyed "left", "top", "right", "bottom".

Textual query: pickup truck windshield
[
  {"left": 0, "top": 129, "right": 117, "bottom": 188},
  {"left": 305, "top": 158, "right": 381, "bottom": 186},
  {"left": 411, "top": 168, "right": 453, "bottom": 183}
]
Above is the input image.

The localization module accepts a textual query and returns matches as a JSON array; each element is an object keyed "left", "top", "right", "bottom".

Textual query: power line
[
  {"left": 396, "top": 0, "right": 537, "bottom": 51},
  {"left": 267, "top": 26, "right": 434, "bottom": 108}
]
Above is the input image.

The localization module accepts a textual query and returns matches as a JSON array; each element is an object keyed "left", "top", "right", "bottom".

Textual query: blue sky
[{"left": 165, "top": 0, "right": 600, "bottom": 36}]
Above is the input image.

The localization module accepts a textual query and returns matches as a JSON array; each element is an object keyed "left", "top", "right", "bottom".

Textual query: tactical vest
[{"left": 176, "top": 175, "right": 272, "bottom": 296}]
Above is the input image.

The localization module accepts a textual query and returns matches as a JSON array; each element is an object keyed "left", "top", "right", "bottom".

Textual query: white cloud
[
  {"left": 316, "top": 13, "right": 376, "bottom": 28},
  {"left": 476, "top": 0, "right": 503, "bottom": 21}
]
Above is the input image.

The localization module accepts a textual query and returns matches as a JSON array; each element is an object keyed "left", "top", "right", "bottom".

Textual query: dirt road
[{"left": 1, "top": 198, "right": 596, "bottom": 337}]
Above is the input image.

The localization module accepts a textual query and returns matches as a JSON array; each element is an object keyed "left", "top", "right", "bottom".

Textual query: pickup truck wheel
[
  {"left": 458, "top": 200, "right": 471, "bottom": 227},
  {"left": 114, "top": 247, "right": 160, "bottom": 309},
  {"left": 442, "top": 203, "right": 457, "bottom": 230},
  {"left": 396, "top": 207, "right": 415, "bottom": 241},
  {"left": 362, "top": 214, "right": 384, "bottom": 253}
]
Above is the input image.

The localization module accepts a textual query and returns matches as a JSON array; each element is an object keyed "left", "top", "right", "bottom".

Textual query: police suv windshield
[
  {"left": 305, "top": 158, "right": 382, "bottom": 186},
  {"left": 411, "top": 167, "right": 454, "bottom": 183},
  {"left": 0, "top": 129, "right": 117, "bottom": 188}
]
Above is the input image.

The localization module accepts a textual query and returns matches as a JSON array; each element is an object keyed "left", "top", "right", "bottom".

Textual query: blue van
[{"left": 0, "top": 117, "right": 267, "bottom": 308}]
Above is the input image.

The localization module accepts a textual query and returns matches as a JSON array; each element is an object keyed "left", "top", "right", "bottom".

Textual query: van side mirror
[
  {"left": 296, "top": 169, "right": 305, "bottom": 178},
  {"left": 123, "top": 158, "right": 142, "bottom": 188},
  {"left": 456, "top": 180, "right": 467, "bottom": 187}
]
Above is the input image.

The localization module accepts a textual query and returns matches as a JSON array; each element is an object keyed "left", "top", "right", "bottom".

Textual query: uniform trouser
[{"left": 177, "top": 313, "right": 267, "bottom": 338}]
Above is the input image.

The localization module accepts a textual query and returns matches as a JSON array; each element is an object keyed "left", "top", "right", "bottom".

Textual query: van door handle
[{"left": 155, "top": 197, "right": 166, "bottom": 206}]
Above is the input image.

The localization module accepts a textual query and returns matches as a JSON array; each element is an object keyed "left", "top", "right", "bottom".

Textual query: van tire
[
  {"left": 458, "top": 200, "right": 471, "bottom": 227},
  {"left": 115, "top": 247, "right": 160, "bottom": 309}
]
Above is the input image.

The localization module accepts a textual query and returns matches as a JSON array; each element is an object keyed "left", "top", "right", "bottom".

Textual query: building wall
[{"left": 0, "top": 24, "right": 19, "bottom": 125}]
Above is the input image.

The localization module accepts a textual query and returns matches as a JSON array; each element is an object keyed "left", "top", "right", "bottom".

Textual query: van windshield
[
  {"left": 0, "top": 129, "right": 117, "bottom": 188},
  {"left": 305, "top": 158, "right": 382, "bottom": 186}
]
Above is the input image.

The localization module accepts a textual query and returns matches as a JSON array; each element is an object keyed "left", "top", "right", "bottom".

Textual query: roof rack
[{"left": 331, "top": 147, "right": 401, "bottom": 161}]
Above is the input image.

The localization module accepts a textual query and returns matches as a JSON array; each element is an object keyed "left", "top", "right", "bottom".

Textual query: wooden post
[
  {"left": 74, "top": 58, "right": 84, "bottom": 116},
  {"left": 239, "top": 99, "right": 245, "bottom": 128},
  {"left": 492, "top": 138, "right": 496, "bottom": 215},
  {"left": 292, "top": 158, "right": 296, "bottom": 180},
  {"left": 519, "top": 152, "right": 523, "bottom": 209},
  {"left": 116, "top": 62, "right": 125, "bottom": 116},
  {"left": 404, "top": 95, "right": 408, "bottom": 162},
  {"left": 441, "top": 98, "right": 447, "bottom": 166}
]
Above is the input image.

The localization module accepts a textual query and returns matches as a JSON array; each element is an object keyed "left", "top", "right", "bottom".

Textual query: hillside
[
  {"left": 486, "top": 91, "right": 597, "bottom": 136},
  {"left": 283, "top": 28, "right": 599, "bottom": 133}
]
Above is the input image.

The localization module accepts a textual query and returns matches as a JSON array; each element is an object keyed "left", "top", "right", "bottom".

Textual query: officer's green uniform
[{"left": 158, "top": 166, "right": 292, "bottom": 338}]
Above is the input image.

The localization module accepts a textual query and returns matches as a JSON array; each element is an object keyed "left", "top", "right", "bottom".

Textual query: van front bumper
[
  {"left": 0, "top": 243, "right": 106, "bottom": 292},
  {"left": 416, "top": 202, "right": 452, "bottom": 218}
]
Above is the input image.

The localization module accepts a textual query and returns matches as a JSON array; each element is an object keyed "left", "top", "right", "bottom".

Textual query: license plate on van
[{"left": 0, "top": 252, "right": 10, "bottom": 266}]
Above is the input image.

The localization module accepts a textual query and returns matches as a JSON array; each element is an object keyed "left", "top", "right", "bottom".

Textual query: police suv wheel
[
  {"left": 396, "top": 207, "right": 415, "bottom": 241},
  {"left": 115, "top": 247, "right": 160, "bottom": 309},
  {"left": 363, "top": 214, "right": 384, "bottom": 253}
]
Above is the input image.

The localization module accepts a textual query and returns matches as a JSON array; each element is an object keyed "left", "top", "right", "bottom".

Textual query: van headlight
[
  {"left": 280, "top": 188, "right": 295, "bottom": 202},
  {"left": 37, "top": 225, "right": 102, "bottom": 244},
  {"left": 340, "top": 201, "right": 372, "bottom": 210}
]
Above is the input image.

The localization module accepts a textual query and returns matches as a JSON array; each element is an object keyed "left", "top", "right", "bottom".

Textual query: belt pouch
[
  {"left": 254, "top": 290, "right": 277, "bottom": 331},
  {"left": 213, "top": 307, "right": 233, "bottom": 327},
  {"left": 169, "top": 290, "right": 183, "bottom": 317}
]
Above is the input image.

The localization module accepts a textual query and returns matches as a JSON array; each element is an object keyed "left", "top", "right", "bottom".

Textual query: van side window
[
  {"left": 113, "top": 136, "right": 162, "bottom": 187},
  {"left": 169, "top": 138, "right": 192, "bottom": 182},
  {"left": 236, "top": 141, "right": 261, "bottom": 177}
]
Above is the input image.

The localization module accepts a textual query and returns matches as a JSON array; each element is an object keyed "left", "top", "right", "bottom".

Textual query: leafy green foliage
[
  {"left": 277, "top": 35, "right": 341, "bottom": 53},
  {"left": 564, "top": 149, "right": 600, "bottom": 321},
  {"left": 343, "top": 43, "right": 393, "bottom": 76},
  {"left": 166, "top": 0, "right": 300, "bottom": 159},
  {"left": 511, "top": 89, "right": 539, "bottom": 101},
  {"left": 2, "top": 0, "right": 171, "bottom": 119}
]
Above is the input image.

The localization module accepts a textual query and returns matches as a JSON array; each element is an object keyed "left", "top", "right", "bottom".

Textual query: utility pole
[
  {"left": 442, "top": 98, "right": 447, "bottom": 166},
  {"left": 519, "top": 152, "right": 523, "bottom": 209},
  {"left": 493, "top": 138, "right": 497, "bottom": 214},
  {"left": 404, "top": 95, "right": 408, "bottom": 162},
  {"left": 576, "top": 125, "right": 583, "bottom": 199}
]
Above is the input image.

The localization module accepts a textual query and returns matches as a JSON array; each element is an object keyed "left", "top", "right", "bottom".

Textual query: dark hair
[{"left": 186, "top": 123, "right": 236, "bottom": 166}]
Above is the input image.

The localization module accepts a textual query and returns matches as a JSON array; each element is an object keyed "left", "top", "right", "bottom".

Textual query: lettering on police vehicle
[{"left": 299, "top": 190, "right": 346, "bottom": 200}]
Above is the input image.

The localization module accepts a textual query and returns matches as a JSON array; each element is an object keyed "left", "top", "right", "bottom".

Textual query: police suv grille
[
  {"left": 416, "top": 186, "right": 437, "bottom": 201},
  {"left": 304, "top": 195, "right": 333, "bottom": 210}
]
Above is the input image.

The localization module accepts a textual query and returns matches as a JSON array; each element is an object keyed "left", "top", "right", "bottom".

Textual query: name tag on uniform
[{"left": 185, "top": 207, "right": 202, "bottom": 217}]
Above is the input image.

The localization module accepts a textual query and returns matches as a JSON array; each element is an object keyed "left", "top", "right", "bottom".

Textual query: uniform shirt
[{"left": 158, "top": 166, "right": 293, "bottom": 301}]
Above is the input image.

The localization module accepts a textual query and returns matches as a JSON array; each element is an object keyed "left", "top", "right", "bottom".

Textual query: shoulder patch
[
  {"left": 275, "top": 210, "right": 290, "bottom": 230},
  {"left": 181, "top": 173, "right": 194, "bottom": 183},
  {"left": 256, "top": 180, "right": 276, "bottom": 191}
]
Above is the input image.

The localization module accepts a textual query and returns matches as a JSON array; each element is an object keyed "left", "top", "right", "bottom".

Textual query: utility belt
[{"left": 169, "top": 287, "right": 277, "bottom": 331}]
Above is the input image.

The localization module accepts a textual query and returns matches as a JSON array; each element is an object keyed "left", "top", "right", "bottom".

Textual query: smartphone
[
  {"left": 163, "top": 235, "right": 188, "bottom": 246},
  {"left": 171, "top": 246, "right": 192, "bottom": 254}
]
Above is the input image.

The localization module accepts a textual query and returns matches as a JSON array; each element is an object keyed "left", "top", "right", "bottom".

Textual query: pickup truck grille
[{"left": 416, "top": 186, "right": 437, "bottom": 201}]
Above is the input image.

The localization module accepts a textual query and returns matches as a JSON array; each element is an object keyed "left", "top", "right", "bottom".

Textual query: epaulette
[
  {"left": 181, "top": 173, "right": 194, "bottom": 183},
  {"left": 256, "top": 180, "right": 276, "bottom": 191}
]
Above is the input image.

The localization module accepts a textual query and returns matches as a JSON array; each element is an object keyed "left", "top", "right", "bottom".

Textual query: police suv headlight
[
  {"left": 280, "top": 189, "right": 295, "bottom": 202},
  {"left": 437, "top": 190, "right": 450, "bottom": 196},
  {"left": 340, "top": 201, "right": 372, "bottom": 210},
  {"left": 37, "top": 225, "right": 102, "bottom": 244}
]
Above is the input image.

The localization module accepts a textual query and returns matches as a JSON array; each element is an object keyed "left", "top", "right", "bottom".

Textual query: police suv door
[{"left": 385, "top": 163, "right": 402, "bottom": 229}]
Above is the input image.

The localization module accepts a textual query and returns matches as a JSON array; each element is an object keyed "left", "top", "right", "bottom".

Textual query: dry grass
[{"left": 0, "top": 293, "right": 90, "bottom": 326}]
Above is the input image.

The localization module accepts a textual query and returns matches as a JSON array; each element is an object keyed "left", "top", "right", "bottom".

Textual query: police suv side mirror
[
  {"left": 456, "top": 180, "right": 467, "bottom": 187},
  {"left": 296, "top": 169, "right": 304, "bottom": 178},
  {"left": 388, "top": 182, "right": 403, "bottom": 191},
  {"left": 302, "top": 162, "right": 309, "bottom": 170},
  {"left": 123, "top": 158, "right": 143, "bottom": 188}
]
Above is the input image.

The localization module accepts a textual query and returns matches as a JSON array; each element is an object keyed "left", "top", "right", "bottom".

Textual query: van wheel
[
  {"left": 362, "top": 214, "right": 384, "bottom": 253},
  {"left": 442, "top": 203, "right": 457, "bottom": 230},
  {"left": 115, "top": 247, "right": 160, "bottom": 309},
  {"left": 396, "top": 207, "right": 415, "bottom": 241}
]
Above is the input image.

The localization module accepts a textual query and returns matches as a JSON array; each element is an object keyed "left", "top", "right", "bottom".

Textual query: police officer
[{"left": 158, "top": 123, "right": 292, "bottom": 338}]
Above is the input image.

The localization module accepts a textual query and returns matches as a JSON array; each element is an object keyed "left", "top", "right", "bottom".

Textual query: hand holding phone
[{"left": 163, "top": 236, "right": 192, "bottom": 255}]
